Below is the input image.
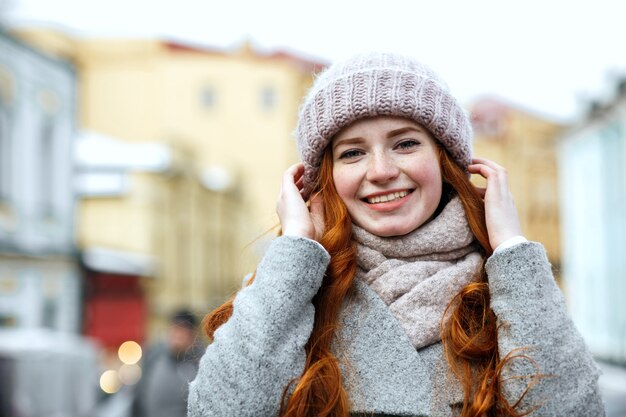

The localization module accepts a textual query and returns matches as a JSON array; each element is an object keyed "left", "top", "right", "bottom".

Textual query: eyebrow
[
  {"left": 332, "top": 126, "right": 426, "bottom": 150},
  {"left": 387, "top": 126, "right": 425, "bottom": 137},
  {"left": 332, "top": 137, "right": 363, "bottom": 150}
]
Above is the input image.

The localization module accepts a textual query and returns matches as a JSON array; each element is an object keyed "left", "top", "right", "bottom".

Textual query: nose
[{"left": 366, "top": 151, "right": 400, "bottom": 183}]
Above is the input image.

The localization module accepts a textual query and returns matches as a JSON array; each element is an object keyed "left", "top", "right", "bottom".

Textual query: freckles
[{"left": 333, "top": 166, "right": 361, "bottom": 197}]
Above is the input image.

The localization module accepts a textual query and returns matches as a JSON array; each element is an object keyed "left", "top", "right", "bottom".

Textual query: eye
[
  {"left": 338, "top": 149, "right": 364, "bottom": 160},
  {"left": 396, "top": 140, "right": 419, "bottom": 150}
]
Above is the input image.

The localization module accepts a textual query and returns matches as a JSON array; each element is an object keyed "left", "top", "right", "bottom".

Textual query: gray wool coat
[{"left": 187, "top": 236, "right": 605, "bottom": 416}]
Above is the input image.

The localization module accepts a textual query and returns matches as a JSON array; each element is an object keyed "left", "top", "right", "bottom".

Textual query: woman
[{"left": 188, "top": 53, "right": 605, "bottom": 416}]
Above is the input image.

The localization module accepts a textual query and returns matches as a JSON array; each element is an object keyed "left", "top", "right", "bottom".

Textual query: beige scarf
[{"left": 353, "top": 196, "right": 484, "bottom": 349}]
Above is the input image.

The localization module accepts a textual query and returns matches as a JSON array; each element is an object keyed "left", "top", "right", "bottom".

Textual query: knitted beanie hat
[{"left": 295, "top": 52, "right": 472, "bottom": 194}]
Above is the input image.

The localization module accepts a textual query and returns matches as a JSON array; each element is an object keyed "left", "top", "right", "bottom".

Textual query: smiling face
[{"left": 331, "top": 116, "right": 442, "bottom": 237}]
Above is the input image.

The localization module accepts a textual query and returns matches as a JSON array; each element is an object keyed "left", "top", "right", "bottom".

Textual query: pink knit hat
[{"left": 295, "top": 52, "right": 472, "bottom": 195}]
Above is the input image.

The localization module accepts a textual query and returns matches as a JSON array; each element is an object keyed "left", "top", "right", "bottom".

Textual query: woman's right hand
[{"left": 277, "top": 163, "right": 324, "bottom": 242}]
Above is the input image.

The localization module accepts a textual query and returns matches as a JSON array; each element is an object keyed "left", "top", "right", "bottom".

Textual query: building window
[
  {"left": 42, "top": 298, "right": 57, "bottom": 329},
  {"left": 201, "top": 87, "right": 216, "bottom": 109},
  {"left": 260, "top": 86, "right": 276, "bottom": 110},
  {"left": 38, "top": 117, "right": 56, "bottom": 220},
  {"left": 0, "top": 107, "right": 11, "bottom": 202},
  {"left": 35, "top": 88, "right": 61, "bottom": 222}
]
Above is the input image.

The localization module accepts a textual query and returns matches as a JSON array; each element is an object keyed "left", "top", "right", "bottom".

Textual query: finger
[
  {"left": 467, "top": 163, "right": 496, "bottom": 179},
  {"left": 295, "top": 175, "right": 304, "bottom": 190},
  {"left": 282, "top": 163, "right": 305, "bottom": 190},
  {"left": 469, "top": 156, "right": 507, "bottom": 177},
  {"left": 285, "top": 163, "right": 308, "bottom": 197},
  {"left": 286, "top": 162, "right": 304, "bottom": 179},
  {"left": 300, "top": 184, "right": 312, "bottom": 201},
  {"left": 471, "top": 157, "right": 505, "bottom": 171},
  {"left": 468, "top": 164, "right": 511, "bottom": 201},
  {"left": 468, "top": 162, "right": 508, "bottom": 185},
  {"left": 285, "top": 162, "right": 304, "bottom": 175}
]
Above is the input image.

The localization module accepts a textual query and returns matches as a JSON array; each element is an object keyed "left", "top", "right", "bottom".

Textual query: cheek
[
  {"left": 404, "top": 157, "right": 443, "bottom": 205},
  {"left": 411, "top": 155, "right": 442, "bottom": 186},
  {"left": 332, "top": 167, "right": 359, "bottom": 200},
  {"left": 425, "top": 165, "right": 442, "bottom": 187},
  {"left": 423, "top": 165, "right": 443, "bottom": 203}
]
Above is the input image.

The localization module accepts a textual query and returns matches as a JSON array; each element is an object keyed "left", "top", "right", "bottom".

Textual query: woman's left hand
[{"left": 468, "top": 157, "right": 523, "bottom": 250}]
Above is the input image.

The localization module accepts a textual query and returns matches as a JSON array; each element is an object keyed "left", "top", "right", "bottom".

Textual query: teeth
[{"left": 367, "top": 190, "right": 409, "bottom": 204}]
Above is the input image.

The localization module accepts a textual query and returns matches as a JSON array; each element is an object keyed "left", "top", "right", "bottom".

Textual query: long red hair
[{"left": 203, "top": 143, "right": 537, "bottom": 417}]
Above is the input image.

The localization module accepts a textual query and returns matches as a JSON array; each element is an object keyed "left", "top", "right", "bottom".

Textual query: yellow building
[
  {"left": 15, "top": 29, "right": 324, "bottom": 336},
  {"left": 469, "top": 97, "right": 564, "bottom": 274}
]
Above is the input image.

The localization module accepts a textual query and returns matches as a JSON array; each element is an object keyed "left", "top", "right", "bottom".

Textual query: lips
[{"left": 363, "top": 190, "right": 412, "bottom": 204}]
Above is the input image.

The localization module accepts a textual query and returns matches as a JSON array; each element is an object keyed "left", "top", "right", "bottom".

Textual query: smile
[{"left": 364, "top": 190, "right": 411, "bottom": 204}]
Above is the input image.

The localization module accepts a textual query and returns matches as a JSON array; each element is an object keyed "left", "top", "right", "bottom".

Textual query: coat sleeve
[
  {"left": 187, "top": 235, "right": 330, "bottom": 417},
  {"left": 486, "top": 242, "right": 605, "bottom": 416}
]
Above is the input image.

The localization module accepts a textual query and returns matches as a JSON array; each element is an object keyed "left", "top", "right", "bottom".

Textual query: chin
[{"left": 366, "top": 223, "right": 419, "bottom": 237}]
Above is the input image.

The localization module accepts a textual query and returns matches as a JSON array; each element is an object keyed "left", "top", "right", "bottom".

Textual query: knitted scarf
[{"left": 353, "top": 196, "right": 484, "bottom": 349}]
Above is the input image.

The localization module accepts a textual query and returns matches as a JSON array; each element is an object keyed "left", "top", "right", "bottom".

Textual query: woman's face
[{"left": 331, "top": 116, "right": 442, "bottom": 237}]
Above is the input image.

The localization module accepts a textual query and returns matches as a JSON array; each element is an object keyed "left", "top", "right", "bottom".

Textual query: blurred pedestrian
[
  {"left": 188, "top": 52, "right": 605, "bottom": 416},
  {"left": 132, "top": 309, "right": 202, "bottom": 417}
]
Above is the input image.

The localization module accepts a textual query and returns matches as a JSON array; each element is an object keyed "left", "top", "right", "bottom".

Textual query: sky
[{"left": 4, "top": 0, "right": 626, "bottom": 123}]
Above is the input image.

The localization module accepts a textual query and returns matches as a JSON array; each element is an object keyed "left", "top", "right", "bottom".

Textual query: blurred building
[
  {"left": 13, "top": 29, "right": 324, "bottom": 341},
  {"left": 558, "top": 81, "right": 626, "bottom": 364},
  {"left": 0, "top": 29, "right": 81, "bottom": 333},
  {"left": 470, "top": 97, "right": 565, "bottom": 274},
  {"left": 75, "top": 131, "right": 167, "bottom": 350},
  {"left": 0, "top": 29, "right": 100, "bottom": 417}
]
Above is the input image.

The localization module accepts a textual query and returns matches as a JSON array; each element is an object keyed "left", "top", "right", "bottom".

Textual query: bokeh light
[
  {"left": 99, "top": 370, "right": 121, "bottom": 394},
  {"left": 118, "top": 340, "right": 142, "bottom": 364},
  {"left": 118, "top": 363, "right": 142, "bottom": 385}
]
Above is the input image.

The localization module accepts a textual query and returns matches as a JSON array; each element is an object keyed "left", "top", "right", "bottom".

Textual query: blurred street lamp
[
  {"left": 100, "top": 369, "right": 121, "bottom": 394},
  {"left": 118, "top": 363, "right": 142, "bottom": 385},
  {"left": 118, "top": 340, "right": 142, "bottom": 365}
]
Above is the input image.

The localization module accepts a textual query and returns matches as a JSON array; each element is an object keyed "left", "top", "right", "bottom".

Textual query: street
[{"left": 598, "top": 360, "right": 626, "bottom": 417}]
